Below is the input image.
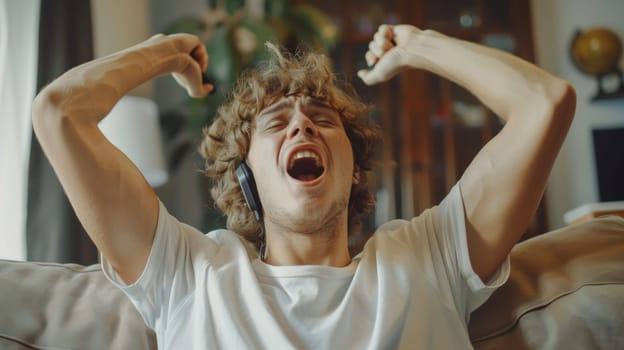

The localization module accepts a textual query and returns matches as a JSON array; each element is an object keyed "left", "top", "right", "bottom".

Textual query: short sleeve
[
  {"left": 101, "top": 200, "right": 216, "bottom": 330},
  {"left": 437, "top": 184, "right": 510, "bottom": 317}
]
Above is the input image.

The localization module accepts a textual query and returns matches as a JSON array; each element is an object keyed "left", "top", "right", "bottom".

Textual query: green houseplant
[{"left": 163, "top": 0, "right": 339, "bottom": 134}]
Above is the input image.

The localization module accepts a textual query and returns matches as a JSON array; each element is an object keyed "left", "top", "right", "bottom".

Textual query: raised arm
[
  {"left": 359, "top": 25, "right": 576, "bottom": 280},
  {"left": 32, "top": 34, "right": 213, "bottom": 283}
]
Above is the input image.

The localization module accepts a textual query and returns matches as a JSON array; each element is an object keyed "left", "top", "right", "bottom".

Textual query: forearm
[
  {"left": 35, "top": 41, "right": 167, "bottom": 127},
  {"left": 404, "top": 30, "right": 571, "bottom": 121}
]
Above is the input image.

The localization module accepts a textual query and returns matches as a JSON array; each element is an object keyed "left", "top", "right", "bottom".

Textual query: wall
[
  {"left": 91, "top": 0, "right": 153, "bottom": 97},
  {"left": 144, "top": 0, "right": 624, "bottom": 230},
  {"left": 531, "top": 0, "right": 624, "bottom": 228}
]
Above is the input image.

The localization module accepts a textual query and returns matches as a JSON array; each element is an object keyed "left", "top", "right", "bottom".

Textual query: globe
[{"left": 571, "top": 28, "right": 622, "bottom": 76}]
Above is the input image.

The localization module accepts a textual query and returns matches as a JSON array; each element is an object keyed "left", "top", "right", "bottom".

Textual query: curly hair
[{"left": 199, "top": 43, "right": 380, "bottom": 246}]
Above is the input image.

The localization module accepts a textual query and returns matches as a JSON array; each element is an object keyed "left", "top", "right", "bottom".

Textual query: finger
[
  {"left": 188, "top": 48, "right": 215, "bottom": 93},
  {"left": 204, "top": 83, "right": 216, "bottom": 96},
  {"left": 378, "top": 24, "right": 392, "bottom": 36},
  {"left": 393, "top": 25, "right": 418, "bottom": 37},
  {"left": 357, "top": 68, "right": 383, "bottom": 86},
  {"left": 374, "top": 29, "right": 393, "bottom": 43},
  {"left": 368, "top": 41, "right": 382, "bottom": 58},
  {"left": 368, "top": 39, "right": 393, "bottom": 58},
  {"left": 187, "top": 74, "right": 214, "bottom": 98},
  {"left": 190, "top": 45, "right": 209, "bottom": 72},
  {"left": 172, "top": 56, "right": 211, "bottom": 98},
  {"left": 365, "top": 51, "right": 377, "bottom": 67},
  {"left": 376, "top": 25, "right": 394, "bottom": 42},
  {"left": 373, "top": 30, "right": 386, "bottom": 42},
  {"left": 359, "top": 67, "right": 392, "bottom": 86},
  {"left": 174, "top": 74, "right": 213, "bottom": 98},
  {"left": 381, "top": 39, "right": 394, "bottom": 51},
  {"left": 169, "top": 33, "right": 205, "bottom": 54},
  {"left": 359, "top": 49, "right": 403, "bottom": 85}
]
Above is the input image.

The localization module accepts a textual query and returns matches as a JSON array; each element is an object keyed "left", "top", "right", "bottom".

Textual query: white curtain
[{"left": 0, "top": 0, "right": 40, "bottom": 260}]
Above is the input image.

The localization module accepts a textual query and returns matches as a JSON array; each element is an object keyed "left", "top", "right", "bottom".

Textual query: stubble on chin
[{"left": 265, "top": 196, "right": 350, "bottom": 240}]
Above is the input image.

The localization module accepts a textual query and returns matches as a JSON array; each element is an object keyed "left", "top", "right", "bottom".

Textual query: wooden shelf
[{"left": 306, "top": 0, "right": 546, "bottom": 241}]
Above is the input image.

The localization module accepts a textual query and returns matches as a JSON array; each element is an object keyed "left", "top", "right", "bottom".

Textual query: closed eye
[
  {"left": 314, "top": 118, "right": 336, "bottom": 127},
  {"left": 311, "top": 112, "right": 340, "bottom": 127},
  {"left": 263, "top": 116, "right": 288, "bottom": 131},
  {"left": 266, "top": 121, "right": 285, "bottom": 130}
]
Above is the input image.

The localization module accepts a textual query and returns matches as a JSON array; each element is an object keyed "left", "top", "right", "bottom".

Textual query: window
[{"left": 0, "top": 0, "right": 40, "bottom": 260}]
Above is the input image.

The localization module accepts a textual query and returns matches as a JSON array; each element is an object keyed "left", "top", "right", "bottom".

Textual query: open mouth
[{"left": 287, "top": 150, "right": 325, "bottom": 182}]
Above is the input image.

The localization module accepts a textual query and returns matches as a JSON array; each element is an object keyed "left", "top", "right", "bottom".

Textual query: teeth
[{"left": 289, "top": 150, "right": 321, "bottom": 169}]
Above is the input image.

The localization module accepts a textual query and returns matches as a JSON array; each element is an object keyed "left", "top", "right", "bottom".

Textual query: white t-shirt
[{"left": 103, "top": 184, "right": 509, "bottom": 349}]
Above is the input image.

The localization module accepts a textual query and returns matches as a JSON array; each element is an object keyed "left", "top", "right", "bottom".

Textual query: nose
[{"left": 287, "top": 111, "right": 318, "bottom": 139}]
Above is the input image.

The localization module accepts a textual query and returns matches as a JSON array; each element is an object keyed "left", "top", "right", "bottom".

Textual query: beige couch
[{"left": 1, "top": 216, "right": 623, "bottom": 349}]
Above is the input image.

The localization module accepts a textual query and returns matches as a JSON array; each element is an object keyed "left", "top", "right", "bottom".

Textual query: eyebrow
[
  {"left": 257, "top": 100, "right": 293, "bottom": 120},
  {"left": 257, "top": 98, "right": 335, "bottom": 121},
  {"left": 306, "top": 98, "right": 334, "bottom": 111}
]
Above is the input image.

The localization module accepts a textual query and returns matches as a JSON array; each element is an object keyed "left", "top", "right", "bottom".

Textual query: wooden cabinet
[{"left": 307, "top": 0, "right": 546, "bottom": 248}]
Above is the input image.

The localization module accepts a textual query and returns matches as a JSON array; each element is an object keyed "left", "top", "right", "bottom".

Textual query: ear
[{"left": 352, "top": 164, "right": 361, "bottom": 185}]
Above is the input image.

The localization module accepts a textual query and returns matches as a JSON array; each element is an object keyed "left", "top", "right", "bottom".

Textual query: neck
[{"left": 262, "top": 215, "right": 351, "bottom": 267}]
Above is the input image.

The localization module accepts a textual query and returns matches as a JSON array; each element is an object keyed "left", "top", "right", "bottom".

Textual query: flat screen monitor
[{"left": 592, "top": 127, "right": 624, "bottom": 201}]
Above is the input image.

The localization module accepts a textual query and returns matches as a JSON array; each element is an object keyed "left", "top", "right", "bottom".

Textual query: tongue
[
  {"left": 289, "top": 157, "right": 323, "bottom": 182},
  {"left": 297, "top": 174, "right": 318, "bottom": 182}
]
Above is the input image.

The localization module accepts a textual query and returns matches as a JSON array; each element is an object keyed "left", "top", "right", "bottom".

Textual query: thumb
[
  {"left": 358, "top": 49, "right": 405, "bottom": 86},
  {"left": 171, "top": 54, "right": 214, "bottom": 98},
  {"left": 358, "top": 63, "right": 395, "bottom": 86},
  {"left": 357, "top": 68, "right": 384, "bottom": 86}
]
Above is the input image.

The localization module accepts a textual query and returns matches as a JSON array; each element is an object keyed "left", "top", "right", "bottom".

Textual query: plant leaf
[
  {"left": 265, "top": 0, "right": 289, "bottom": 18},
  {"left": 240, "top": 18, "right": 279, "bottom": 62},
  {"left": 206, "top": 25, "right": 239, "bottom": 85},
  {"left": 225, "top": 0, "right": 246, "bottom": 14},
  {"left": 290, "top": 4, "right": 339, "bottom": 50}
]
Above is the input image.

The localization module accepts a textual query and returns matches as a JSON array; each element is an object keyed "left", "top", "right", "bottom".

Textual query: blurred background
[{"left": 1, "top": 0, "right": 623, "bottom": 263}]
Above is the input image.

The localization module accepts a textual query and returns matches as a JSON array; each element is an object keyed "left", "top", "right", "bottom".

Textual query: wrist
[
  {"left": 403, "top": 29, "right": 472, "bottom": 77},
  {"left": 401, "top": 29, "right": 445, "bottom": 71},
  {"left": 89, "top": 48, "right": 157, "bottom": 97}
]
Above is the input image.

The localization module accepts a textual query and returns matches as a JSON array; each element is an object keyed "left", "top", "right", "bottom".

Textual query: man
[{"left": 32, "top": 24, "right": 575, "bottom": 348}]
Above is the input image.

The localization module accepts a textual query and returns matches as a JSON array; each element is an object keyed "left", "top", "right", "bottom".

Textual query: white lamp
[{"left": 98, "top": 95, "right": 168, "bottom": 187}]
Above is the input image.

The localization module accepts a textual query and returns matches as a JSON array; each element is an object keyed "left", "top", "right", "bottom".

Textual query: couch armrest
[
  {"left": 468, "top": 216, "right": 624, "bottom": 349},
  {"left": 0, "top": 260, "right": 156, "bottom": 350}
]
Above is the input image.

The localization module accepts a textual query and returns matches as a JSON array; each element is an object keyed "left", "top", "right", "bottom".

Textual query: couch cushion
[
  {"left": 2, "top": 217, "right": 622, "bottom": 349},
  {"left": 0, "top": 260, "right": 156, "bottom": 350},
  {"left": 468, "top": 216, "right": 624, "bottom": 349}
]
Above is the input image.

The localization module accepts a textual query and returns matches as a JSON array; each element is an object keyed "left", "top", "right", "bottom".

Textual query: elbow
[
  {"left": 548, "top": 80, "right": 577, "bottom": 127},
  {"left": 32, "top": 86, "right": 66, "bottom": 134}
]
